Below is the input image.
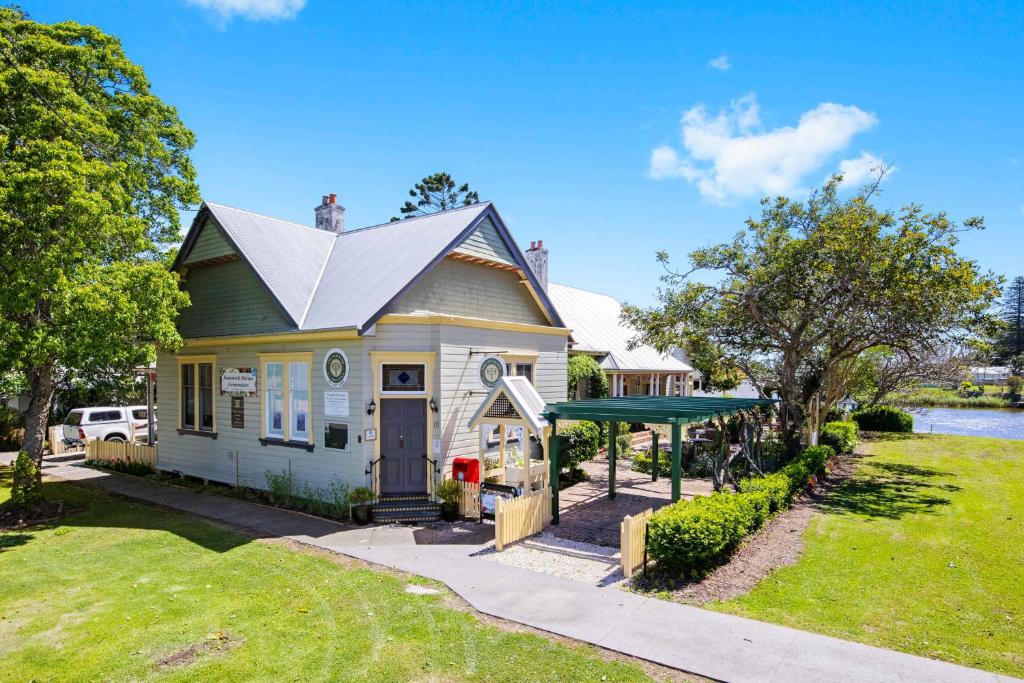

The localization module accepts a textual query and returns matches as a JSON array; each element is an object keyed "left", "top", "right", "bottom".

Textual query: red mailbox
[{"left": 451, "top": 457, "right": 480, "bottom": 483}]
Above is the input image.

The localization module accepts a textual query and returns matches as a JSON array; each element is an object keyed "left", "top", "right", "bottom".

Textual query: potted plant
[
  {"left": 348, "top": 487, "right": 375, "bottom": 525},
  {"left": 435, "top": 479, "right": 461, "bottom": 522}
]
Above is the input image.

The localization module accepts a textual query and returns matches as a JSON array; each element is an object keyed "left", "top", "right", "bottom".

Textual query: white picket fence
[
  {"left": 620, "top": 508, "right": 654, "bottom": 578},
  {"left": 86, "top": 439, "right": 158, "bottom": 469},
  {"left": 495, "top": 487, "right": 551, "bottom": 551}
]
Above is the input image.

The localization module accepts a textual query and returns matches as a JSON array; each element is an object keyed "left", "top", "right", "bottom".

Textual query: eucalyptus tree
[
  {"left": 623, "top": 175, "right": 1000, "bottom": 455},
  {"left": 0, "top": 8, "right": 198, "bottom": 499}
]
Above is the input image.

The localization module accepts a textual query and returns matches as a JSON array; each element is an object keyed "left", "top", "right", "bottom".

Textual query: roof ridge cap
[
  {"left": 344, "top": 201, "right": 492, "bottom": 235},
  {"left": 205, "top": 201, "right": 329, "bottom": 235}
]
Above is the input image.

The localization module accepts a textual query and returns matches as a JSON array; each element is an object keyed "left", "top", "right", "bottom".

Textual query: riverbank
[{"left": 892, "top": 386, "right": 1013, "bottom": 409}]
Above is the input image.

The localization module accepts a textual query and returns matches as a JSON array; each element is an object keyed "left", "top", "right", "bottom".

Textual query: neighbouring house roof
[
  {"left": 970, "top": 366, "right": 1010, "bottom": 377},
  {"left": 548, "top": 283, "right": 693, "bottom": 374},
  {"left": 467, "top": 375, "right": 549, "bottom": 433},
  {"left": 173, "top": 201, "right": 565, "bottom": 334}
]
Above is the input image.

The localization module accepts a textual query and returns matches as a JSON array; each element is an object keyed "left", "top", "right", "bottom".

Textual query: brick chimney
[
  {"left": 524, "top": 240, "right": 548, "bottom": 292},
  {"left": 314, "top": 193, "right": 345, "bottom": 234}
]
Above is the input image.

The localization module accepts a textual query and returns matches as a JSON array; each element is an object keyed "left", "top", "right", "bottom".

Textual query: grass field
[
  {"left": 0, "top": 474, "right": 656, "bottom": 682},
  {"left": 712, "top": 434, "right": 1024, "bottom": 677}
]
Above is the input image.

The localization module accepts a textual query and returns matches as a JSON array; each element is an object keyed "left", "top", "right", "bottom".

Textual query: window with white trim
[{"left": 261, "top": 354, "right": 312, "bottom": 444}]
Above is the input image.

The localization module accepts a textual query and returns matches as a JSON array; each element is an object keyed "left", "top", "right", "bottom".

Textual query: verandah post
[
  {"left": 670, "top": 420, "right": 681, "bottom": 502},
  {"left": 608, "top": 420, "right": 617, "bottom": 499},
  {"left": 651, "top": 430, "right": 660, "bottom": 481},
  {"left": 549, "top": 417, "right": 559, "bottom": 524}
]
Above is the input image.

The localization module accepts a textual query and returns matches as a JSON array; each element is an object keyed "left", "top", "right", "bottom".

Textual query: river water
[{"left": 912, "top": 407, "right": 1024, "bottom": 440}]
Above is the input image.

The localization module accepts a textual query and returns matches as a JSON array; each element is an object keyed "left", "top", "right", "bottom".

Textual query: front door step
[{"left": 370, "top": 495, "right": 441, "bottom": 524}]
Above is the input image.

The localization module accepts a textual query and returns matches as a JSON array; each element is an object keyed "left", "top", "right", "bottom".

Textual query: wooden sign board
[{"left": 230, "top": 396, "right": 245, "bottom": 429}]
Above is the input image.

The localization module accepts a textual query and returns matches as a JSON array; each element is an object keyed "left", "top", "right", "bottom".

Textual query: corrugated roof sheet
[
  {"left": 548, "top": 283, "right": 693, "bottom": 373},
  {"left": 205, "top": 203, "right": 335, "bottom": 325},
  {"left": 303, "top": 203, "right": 491, "bottom": 330}
]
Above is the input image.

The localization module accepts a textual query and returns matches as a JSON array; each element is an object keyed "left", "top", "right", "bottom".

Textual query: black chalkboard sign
[
  {"left": 231, "top": 396, "right": 244, "bottom": 429},
  {"left": 479, "top": 482, "right": 520, "bottom": 521}
]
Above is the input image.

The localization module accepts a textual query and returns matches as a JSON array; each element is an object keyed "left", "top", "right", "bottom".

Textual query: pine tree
[
  {"left": 391, "top": 173, "right": 479, "bottom": 221},
  {"left": 997, "top": 276, "right": 1024, "bottom": 361}
]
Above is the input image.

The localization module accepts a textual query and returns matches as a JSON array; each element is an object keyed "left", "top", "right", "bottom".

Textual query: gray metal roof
[
  {"left": 178, "top": 201, "right": 563, "bottom": 334},
  {"left": 548, "top": 283, "right": 693, "bottom": 373},
  {"left": 205, "top": 203, "right": 336, "bottom": 325}
]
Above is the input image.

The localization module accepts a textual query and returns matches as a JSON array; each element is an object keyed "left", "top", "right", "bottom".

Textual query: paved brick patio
[{"left": 548, "top": 457, "right": 713, "bottom": 548}]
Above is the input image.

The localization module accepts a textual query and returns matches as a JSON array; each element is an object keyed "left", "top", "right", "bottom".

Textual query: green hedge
[
  {"left": 852, "top": 405, "right": 913, "bottom": 433},
  {"left": 647, "top": 444, "right": 836, "bottom": 575},
  {"left": 819, "top": 421, "right": 858, "bottom": 453},
  {"left": 557, "top": 421, "right": 601, "bottom": 472}
]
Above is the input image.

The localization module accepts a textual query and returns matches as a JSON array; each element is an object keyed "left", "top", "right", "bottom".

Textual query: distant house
[
  {"left": 160, "top": 197, "right": 568, "bottom": 501},
  {"left": 543, "top": 280, "right": 697, "bottom": 398},
  {"left": 970, "top": 366, "right": 1010, "bottom": 385}
]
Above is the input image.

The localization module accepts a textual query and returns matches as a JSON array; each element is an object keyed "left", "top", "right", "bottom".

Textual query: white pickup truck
[{"left": 62, "top": 406, "right": 156, "bottom": 446}]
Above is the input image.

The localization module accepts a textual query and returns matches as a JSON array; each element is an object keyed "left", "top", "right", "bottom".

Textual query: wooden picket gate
[
  {"left": 48, "top": 426, "right": 82, "bottom": 455},
  {"left": 86, "top": 439, "right": 158, "bottom": 469},
  {"left": 495, "top": 487, "right": 551, "bottom": 551},
  {"left": 620, "top": 508, "right": 654, "bottom": 578},
  {"left": 456, "top": 480, "right": 481, "bottom": 517}
]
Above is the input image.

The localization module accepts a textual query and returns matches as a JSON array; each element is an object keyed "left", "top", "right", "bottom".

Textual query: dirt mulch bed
[{"left": 634, "top": 454, "right": 858, "bottom": 605}]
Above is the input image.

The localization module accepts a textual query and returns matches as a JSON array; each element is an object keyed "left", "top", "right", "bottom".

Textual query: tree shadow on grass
[
  {"left": 816, "top": 460, "right": 959, "bottom": 520},
  {"left": 7, "top": 479, "right": 254, "bottom": 554}
]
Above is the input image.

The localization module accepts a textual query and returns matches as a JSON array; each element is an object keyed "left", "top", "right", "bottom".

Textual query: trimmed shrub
[
  {"left": 819, "top": 421, "right": 858, "bottom": 453},
  {"left": 631, "top": 448, "right": 664, "bottom": 475},
  {"left": 800, "top": 445, "right": 835, "bottom": 477},
  {"left": 780, "top": 460, "right": 812, "bottom": 495},
  {"left": 84, "top": 458, "right": 154, "bottom": 477},
  {"left": 615, "top": 433, "right": 633, "bottom": 455},
  {"left": 558, "top": 421, "right": 601, "bottom": 472},
  {"left": 852, "top": 405, "right": 913, "bottom": 433},
  {"left": 738, "top": 472, "right": 791, "bottom": 512}
]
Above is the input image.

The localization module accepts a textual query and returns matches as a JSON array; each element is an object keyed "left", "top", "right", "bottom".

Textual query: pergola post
[
  {"left": 670, "top": 421, "right": 682, "bottom": 502},
  {"left": 549, "top": 418, "right": 559, "bottom": 524},
  {"left": 651, "top": 429, "right": 660, "bottom": 481},
  {"left": 608, "top": 421, "right": 617, "bottom": 499}
]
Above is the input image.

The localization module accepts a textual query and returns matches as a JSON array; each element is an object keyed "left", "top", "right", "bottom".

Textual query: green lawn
[
  {"left": 0, "top": 476, "right": 655, "bottom": 682},
  {"left": 712, "top": 434, "right": 1024, "bottom": 677}
]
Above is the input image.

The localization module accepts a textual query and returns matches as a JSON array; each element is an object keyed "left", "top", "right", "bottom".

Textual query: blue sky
[{"left": 25, "top": 0, "right": 1024, "bottom": 306}]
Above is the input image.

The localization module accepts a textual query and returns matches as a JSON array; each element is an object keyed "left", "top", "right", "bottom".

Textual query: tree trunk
[{"left": 16, "top": 363, "right": 56, "bottom": 490}]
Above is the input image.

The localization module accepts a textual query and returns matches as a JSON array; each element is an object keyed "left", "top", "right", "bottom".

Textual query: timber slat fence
[
  {"left": 620, "top": 508, "right": 654, "bottom": 578},
  {"left": 495, "top": 487, "right": 551, "bottom": 551},
  {"left": 456, "top": 480, "right": 481, "bottom": 517},
  {"left": 86, "top": 440, "right": 158, "bottom": 469}
]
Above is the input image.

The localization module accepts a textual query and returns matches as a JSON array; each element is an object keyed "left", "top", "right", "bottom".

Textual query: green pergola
[{"left": 543, "top": 396, "right": 775, "bottom": 524}]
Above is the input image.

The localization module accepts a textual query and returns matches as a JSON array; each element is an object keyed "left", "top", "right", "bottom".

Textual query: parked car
[{"left": 62, "top": 406, "right": 157, "bottom": 447}]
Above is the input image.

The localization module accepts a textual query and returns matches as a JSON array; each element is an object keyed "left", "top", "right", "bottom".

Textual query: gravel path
[{"left": 475, "top": 532, "right": 625, "bottom": 586}]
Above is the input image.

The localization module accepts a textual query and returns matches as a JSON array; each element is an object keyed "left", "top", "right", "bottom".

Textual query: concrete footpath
[{"left": 45, "top": 461, "right": 1017, "bottom": 683}]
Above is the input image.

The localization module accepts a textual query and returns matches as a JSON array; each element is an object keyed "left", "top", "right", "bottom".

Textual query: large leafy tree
[
  {"left": 0, "top": 8, "right": 197, "bottom": 495},
  {"left": 623, "top": 175, "right": 1000, "bottom": 455},
  {"left": 995, "top": 276, "right": 1024, "bottom": 362},
  {"left": 392, "top": 172, "right": 479, "bottom": 221}
]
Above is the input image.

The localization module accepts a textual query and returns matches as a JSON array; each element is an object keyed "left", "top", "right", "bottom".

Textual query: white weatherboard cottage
[{"left": 158, "top": 196, "right": 568, "bottom": 506}]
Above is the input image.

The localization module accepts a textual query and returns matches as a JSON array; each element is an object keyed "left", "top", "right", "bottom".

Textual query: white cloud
[
  {"left": 185, "top": 0, "right": 305, "bottom": 22},
  {"left": 649, "top": 92, "right": 878, "bottom": 203},
  {"left": 708, "top": 55, "right": 732, "bottom": 71},
  {"left": 836, "top": 152, "right": 894, "bottom": 188}
]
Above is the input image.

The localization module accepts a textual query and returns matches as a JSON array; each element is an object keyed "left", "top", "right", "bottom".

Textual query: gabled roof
[
  {"left": 467, "top": 375, "right": 549, "bottom": 434},
  {"left": 548, "top": 283, "right": 693, "bottom": 373},
  {"left": 174, "top": 201, "right": 565, "bottom": 334}
]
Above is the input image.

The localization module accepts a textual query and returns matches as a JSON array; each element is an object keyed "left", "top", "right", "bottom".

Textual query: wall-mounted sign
[
  {"left": 323, "top": 348, "right": 349, "bottom": 387},
  {"left": 479, "top": 356, "right": 505, "bottom": 389},
  {"left": 230, "top": 396, "right": 245, "bottom": 429},
  {"left": 364, "top": 428, "right": 377, "bottom": 442},
  {"left": 220, "top": 367, "right": 257, "bottom": 396},
  {"left": 324, "top": 390, "right": 349, "bottom": 417}
]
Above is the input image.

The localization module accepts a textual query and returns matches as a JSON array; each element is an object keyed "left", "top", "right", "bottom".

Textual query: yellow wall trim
[
  {"left": 377, "top": 313, "right": 570, "bottom": 337},
  {"left": 182, "top": 329, "right": 359, "bottom": 348}
]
